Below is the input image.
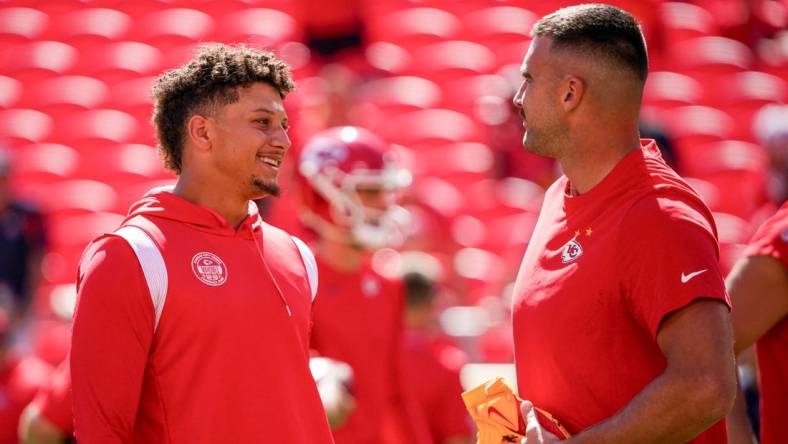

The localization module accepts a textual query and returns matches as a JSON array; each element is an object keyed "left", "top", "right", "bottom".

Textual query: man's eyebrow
[{"left": 250, "top": 108, "right": 275, "bottom": 114}]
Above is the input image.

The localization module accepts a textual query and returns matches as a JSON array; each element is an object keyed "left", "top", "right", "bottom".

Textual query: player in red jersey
[
  {"left": 510, "top": 5, "right": 736, "bottom": 443},
  {"left": 400, "top": 270, "right": 472, "bottom": 444},
  {"left": 69, "top": 44, "right": 334, "bottom": 443},
  {"left": 19, "top": 358, "right": 73, "bottom": 444},
  {"left": 726, "top": 203, "right": 787, "bottom": 444},
  {"left": 297, "top": 126, "right": 432, "bottom": 444},
  {"left": 0, "top": 308, "right": 52, "bottom": 444}
]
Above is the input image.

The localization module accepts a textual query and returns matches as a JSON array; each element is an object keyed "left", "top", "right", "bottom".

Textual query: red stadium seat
[
  {"left": 10, "top": 143, "right": 80, "bottom": 185},
  {"left": 368, "top": 8, "right": 462, "bottom": 49},
  {"left": 47, "top": 8, "right": 132, "bottom": 43},
  {"left": 27, "top": 179, "right": 117, "bottom": 215},
  {"left": 410, "top": 41, "right": 496, "bottom": 80},
  {"left": 440, "top": 74, "right": 512, "bottom": 111},
  {"left": 387, "top": 109, "right": 483, "bottom": 148},
  {"left": 643, "top": 71, "right": 704, "bottom": 108},
  {"left": 461, "top": 6, "right": 537, "bottom": 47},
  {"left": 74, "top": 143, "right": 171, "bottom": 185},
  {"left": 365, "top": 42, "right": 413, "bottom": 75},
  {"left": 488, "top": 40, "right": 530, "bottom": 70},
  {"left": 682, "top": 141, "right": 769, "bottom": 218},
  {"left": 0, "top": 109, "right": 53, "bottom": 145},
  {"left": 355, "top": 76, "right": 442, "bottom": 114},
  {"left": 106, "top": 76, "right": 156, "bottom": 123},
  {"left": 670, "top": 36, "right": 753, "bottom": 74},
  {"left": 706, "top": 71, "right": 787, "bottom": 140},
  {"left": 132, "top": 8, "right": 215, "bottom": 48},
  {"left": 682, "top": 140, "right": 768, "bottom": 177},
  {"left": 413, "top": 142, "right": 494, "bottom": 186},
  {"left": 656, "top": 106, "right": 735, "bottom": 153},
  {"left": 0, "top": 75, "right": 22, "bottom": 108},
  {"left": 713, "top": 211, "right": 754, "bottom": 274},
  {"left": 0, "top": 7, "right": 48, "bottom": 41},
  {"left": 76, "top": 42, "right": 163, "bottom": 80},
  {"left": 218, "top": 8, "right": 302, "bottom": 48},
  {"left": 114, "top": 178, "right": 176, "bottom": 214},
  {"left": 48, "top": 211, "right": 125, "bottom": 248},
  {"left": 0, "top": 41, "right": 77, "bottom": 83},
  {"left": 50, "top": 109, "right": 138, "bottom": 144},
  {"left": 684, "top": 177, "right": 721, "bottom": 211},
  {"left": 657, "top": 2, "right": 717, "bottom": 45},
  {"left": 19, "top": 76, "right": 108, "bottom": 113}
]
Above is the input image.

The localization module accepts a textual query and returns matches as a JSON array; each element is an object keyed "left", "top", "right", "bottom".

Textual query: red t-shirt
[
  {"left": 310, "top": 257, "right": 420, "bottom": 444},
  {"left": 29, "top": 358, "right": 73, "bottom": 435},
  {"left": 512, "top": 140, "right": 730, "bottom": 442},
  {"left": 744, "top": 202, "right": 788, "bottom": 444},
  {"left": 400, "top": 330, "right": 472, "bottom": 443}
]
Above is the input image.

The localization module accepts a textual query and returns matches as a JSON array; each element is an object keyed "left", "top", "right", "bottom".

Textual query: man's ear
[
  {"left": 561, "top": 75, "right": 585, "bottom": 112},
  {"left": 186, "top": 114, "right": 212, "bottom": 152}
]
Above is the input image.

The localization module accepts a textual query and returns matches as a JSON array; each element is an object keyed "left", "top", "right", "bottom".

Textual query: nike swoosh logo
[{"left": 681, "top": 269, "right": 708, "bottom": 283}]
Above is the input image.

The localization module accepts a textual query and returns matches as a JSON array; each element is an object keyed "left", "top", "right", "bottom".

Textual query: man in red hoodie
[{"left": 70, "top": 43, "right": 334, "bottom": 443}]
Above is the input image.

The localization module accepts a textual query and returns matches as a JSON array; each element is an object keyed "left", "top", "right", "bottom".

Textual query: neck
[
  {"left": 317, "top": 239, "right": 366, "bottom": 273},
  {"left": 173, "top": 172, "right": 251, "bottom": 228},
  {"left": 559, "top": 128, "right": 641, "bottom": 195}
]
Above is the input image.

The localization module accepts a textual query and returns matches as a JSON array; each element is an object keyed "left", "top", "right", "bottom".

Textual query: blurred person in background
[
  {"left": 18, "top": 357, "right": 73, "bottom": 444},
  {"left": 0, "top": 307, "right": 52, "bottom": 444},
  {"left": 0, "top": 149, "right": 46, "bottom": 322},
  {"left": 726, "top": 203, "right": 787, "bottom": 444},
  {"left": 400, "top": 269, "right": 473, "bottom": 444},
  {"left": 298, "top": 126, "right": 431, "bottom": 444},
  {"left": 510, "top": 5, "right": 735, "bottom": 443},
  {"left": 753, "top": 105, "right": 788, "bottom": 208},
  {"left": 69, "top": 44, "right": 334, "bottom": 443}
]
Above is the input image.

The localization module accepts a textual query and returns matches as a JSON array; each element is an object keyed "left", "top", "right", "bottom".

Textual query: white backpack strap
[
  {"left": 114, "top": 226, "right": 168, "bottom": 332},
  {"left": 290, "top": 236, "right": 318, "bottom": 301}
]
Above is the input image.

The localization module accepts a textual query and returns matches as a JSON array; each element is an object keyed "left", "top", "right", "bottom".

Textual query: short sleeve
[{"left": 619, "top": 196, "right": 730, "bottom": 338}]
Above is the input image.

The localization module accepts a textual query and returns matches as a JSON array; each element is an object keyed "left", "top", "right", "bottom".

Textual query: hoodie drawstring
[{"left": 249, "top": 224, "right": 292, "bottom": 317}]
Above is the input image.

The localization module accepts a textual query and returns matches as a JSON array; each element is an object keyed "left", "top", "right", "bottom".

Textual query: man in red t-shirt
[
  {"left": 297, "top": 126, "right": 432, "bottom": 444},
  {"left": 70, "top": 44, "right": 334, "bottom": 443},
  {"left": 0, "top": 308, "right": 52, "bottom": 444},
  {"left": 726, "top": 203, "right": 787, "bottom": 444},
  {"left": 510, "top": 5, "right": 736, "bottom": 443}
]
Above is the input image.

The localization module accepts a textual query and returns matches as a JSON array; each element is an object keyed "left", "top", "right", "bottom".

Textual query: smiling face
[
  {"left": 512, "top": 37, "right": 568, "bottom": 158},
  {"left": 209, "top": 82, "right": 291, "bottom": 200}
]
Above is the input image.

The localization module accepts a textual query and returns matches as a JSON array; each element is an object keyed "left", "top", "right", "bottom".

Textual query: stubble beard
[{"left": 251, "top": 175, "right": 281, "bottom": 198}]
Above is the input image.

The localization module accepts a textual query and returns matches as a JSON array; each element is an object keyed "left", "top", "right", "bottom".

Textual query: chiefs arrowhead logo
[{"left": 560, "top": 239, "right": 583, "bottom": 264}]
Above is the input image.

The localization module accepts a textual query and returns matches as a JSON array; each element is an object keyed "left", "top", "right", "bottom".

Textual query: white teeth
[{"left": 259, "top": 156, "right": 280, "bottom": 167}]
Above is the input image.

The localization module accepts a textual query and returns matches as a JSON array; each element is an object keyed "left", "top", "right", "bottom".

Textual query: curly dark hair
[
  {"left": 532, "top": 4, "right": 648, "bottom": 82},
  {"left": 151, "top": 43, "right": 295, "bottom": 174}
]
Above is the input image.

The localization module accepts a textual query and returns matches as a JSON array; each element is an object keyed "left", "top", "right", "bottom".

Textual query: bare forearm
[
  {"left": 567, "top": 371, "right": 731, "bottom": 444},
  {"left": 726, "top": 375, "right": 757, "bottom": 444}
]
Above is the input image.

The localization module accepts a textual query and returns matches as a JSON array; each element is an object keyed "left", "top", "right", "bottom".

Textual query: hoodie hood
[{"left": 125, "top": 186, "right": 263, "bottom": 239}]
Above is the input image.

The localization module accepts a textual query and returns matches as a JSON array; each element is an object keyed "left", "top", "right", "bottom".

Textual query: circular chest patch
[{"left": 191, "top": 252, "right": 228, "bottom": 286}]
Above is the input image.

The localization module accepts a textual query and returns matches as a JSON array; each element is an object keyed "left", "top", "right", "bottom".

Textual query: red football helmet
[{"left": 298, "top": 126, "right": 412, "bottom": 249}]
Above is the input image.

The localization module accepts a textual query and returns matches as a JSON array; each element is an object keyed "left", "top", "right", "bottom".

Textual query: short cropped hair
[
  {"left": 532, "top": 4, "right": 648, "bottom": 82},
  {"left": 151, "top": 43, "right": 295, "bottom": 174}
]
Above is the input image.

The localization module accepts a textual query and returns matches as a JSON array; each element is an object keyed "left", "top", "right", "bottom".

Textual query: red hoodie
[{"left": 70, "top": 188, "right": 334, "bottom": 443}]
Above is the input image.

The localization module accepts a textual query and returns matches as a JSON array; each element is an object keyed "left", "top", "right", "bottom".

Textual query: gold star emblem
[
  {"left": 574, "top": 230, "right": 580, "bottom": 238},
  {"left": 585, "top": 228, "right": 593, "bottom": 236}
]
